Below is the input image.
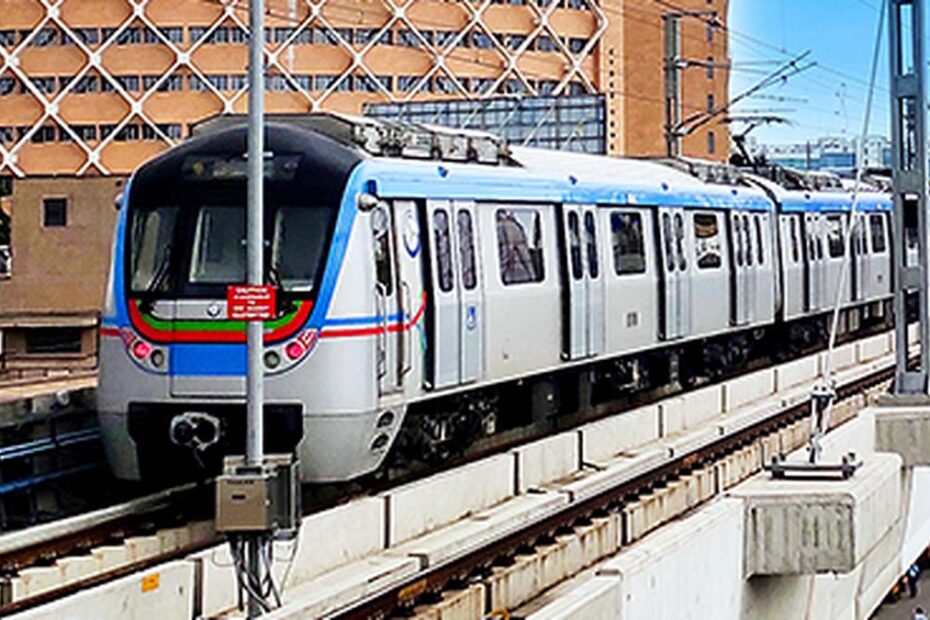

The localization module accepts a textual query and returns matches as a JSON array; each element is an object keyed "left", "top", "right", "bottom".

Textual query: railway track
[{"left": 0, "top": 332, "right": 903, "bottom": 617}]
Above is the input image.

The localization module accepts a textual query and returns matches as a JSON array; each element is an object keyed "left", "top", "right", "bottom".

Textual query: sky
[{"left": 727, "top": 0, "right": 892, "bottom": 146}]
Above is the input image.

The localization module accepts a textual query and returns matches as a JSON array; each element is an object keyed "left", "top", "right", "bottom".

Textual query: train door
[
  {"left": 371, "top": 202, "right": 402, "bottom": 396},
  {"left": 424, "top": 199, "right": 484, "bottom": 389},
  {"left": 559, "top": 205, "right": 604, "bottom": 359},
  {"left": 659, "top": 208, "right": 690, "bottom": 340},
  {"left": 852, "top": 212, "right": 868, "bottom": 302},
  {"left": 804, "top": 213, "right": 824, "bottom": 311},
  {"left": 730, "top": 211, "right": 751, "bottom": 326},
  {"left": 391, "top": 200, "right": 424, "bottom": 392}
]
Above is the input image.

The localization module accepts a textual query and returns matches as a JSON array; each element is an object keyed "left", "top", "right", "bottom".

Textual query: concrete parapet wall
[
  {"left": 723, "top": 369, "right": 776, "bottom": 412},
  {"left": 732, "top": 453, "right": 902, "bottom": 577},
  {"left": 874, "top": 405, "right": 930, "bottom": 467},
  {"left": 579, "top": 404, "right": 659, "bottom": 465}
]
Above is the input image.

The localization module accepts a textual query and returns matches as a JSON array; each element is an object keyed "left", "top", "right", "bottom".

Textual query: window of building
[
  {"left": 693, "top": 212, "right": 721, "bottom": 269},
  {"left": 611, "top": 211, "right": 646, "bottom": 275},
  {"left": 0, "top": 127, "right": 13, "bottom": 143},
  {"left": 706, "top": 56, "right": 714, "bottom": 79},
  {"left": 72, "top": 28, "right": 100, "bottom": 45},
  {"left": 30, "top": 125, "right": 57, "bottom": 144},
  {"left": 707, "top": 131, "right": 716, "bottom": 154},
  {"left": 43, "top": 197, "right": 68, "bottom": 227},
  {"left": 115, "top": 27, "right": 142, "bottom": 45},
  {"left": 0, "top": 77, "right": 16, "bottom": 96},
  {"left": 67, "top": 75, "right": 100, "bottom": 94},
  {"left": 32, "top": 28, "right": 59, "bottom": 47},
  {"left": 434, "top": 209, "right": 454, "bottom": 292},
  {"left": 497, "top": 208, "right": 544, "bottom": 285},
  {"left": 0, "top": 30, "right": 15, "bottom": 47},
  {"left": 32, "top": 77, "right": 56, "bottom": 95},
  {"left": 707, "top": 93, "right": 714, "bottom": 113},
  {"left": 458, "top": 210, "right": 477, "bottom": 290},
  {"left": 229, "top": 74, "right": 247, "bottom": 90},
  {"left": 535, "top": 35, "right": 556, "bottom": 52},
  {"left": 25, "top": 328, "right": 82, "bottom": 354},
  {"left": 870, "top": 214, "right": 887, "bottom": 253},
  {"left": 706, "top": 22, "right": 714, "bottom": 43},
  {"left": 826, "top": 215, "right": 844, "bottom": 257}
]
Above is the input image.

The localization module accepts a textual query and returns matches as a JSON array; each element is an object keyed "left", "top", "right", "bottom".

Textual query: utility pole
[
  {"left": 888, "top": 0, "right": 929, "bottom": 394},
  {"left": 245, "top": 0, "right": 266, "bottom": 615},
  {"left": 663, "top": 13, "right": 682, "bottom": 157}
]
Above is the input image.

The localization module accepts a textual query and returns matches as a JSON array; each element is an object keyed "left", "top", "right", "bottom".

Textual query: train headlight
[
  {"left": 150, "top": 349, "right": 165, "bottom": 368},
  {"left": 285, "top": 341, "right": 305, "bottom": 360},
  {"left": 131, "top": 340, "right": 152, "bottom": 360},
  {"left": 264, "top": 351, "right": 281, "bottom": 369}
]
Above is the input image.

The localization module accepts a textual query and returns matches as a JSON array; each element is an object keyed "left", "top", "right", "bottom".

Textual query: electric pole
[
  {"left": 888, "top": 0, "right": 929, "bottom": 394},
  {"left": 663, "top": 13, "right": 682, "bottom": 157}
]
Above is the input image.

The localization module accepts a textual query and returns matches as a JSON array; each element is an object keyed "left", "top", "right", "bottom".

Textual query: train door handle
[{"left": 374, "top": 283, "right": 388, "bottom": 379}]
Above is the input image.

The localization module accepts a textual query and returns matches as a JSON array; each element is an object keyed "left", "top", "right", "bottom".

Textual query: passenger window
[
  {"left": 735, "top": 215, "right": 744, "bottom": 268},
  {"left": 869, "top": 214, "right": 887, "bottom": 253},
  {"left": 693, "top": 212, "right": 722, "bottom": 269},
  {"left": 568, "top": 211, "right": 583, "bottom": 280},
  {"left": 754, "top": 216, "right": 764, "bottom": 265},
  {"left": 662, "top": 213, "right": 674, "bottom": 272},
  {"left": 743, "top": 216, "right": 753, "bottom": 266},
  {"left": 611, "top": 211, "right": 646, "bottom": 275},
  {"left": 789, "top": 218, "right": 800, "bottom": 263},
  {"left": 371, "top": 206, "right": 394, "bottom": 295},
  {"left": 496, "top": 208, "right": 545, "bottom": 285},
  {"left": 826, "top": 215, "right": 844, "bottom": 258},
  {"left": 433, "top": 209, "right": 454, "bottom": 293},
  {"left": 584, "top": 211, "right": 599, "bottom": 278},
  {"left": 674, "top": 212, "right": 686, "bottom": 270},
  {"left": 458, "top": 210, "right": 477, "bottom": 290}
]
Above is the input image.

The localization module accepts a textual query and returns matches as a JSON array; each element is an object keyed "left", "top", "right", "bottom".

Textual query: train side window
[
  {"left": 457, "top": 209, "right": 477, "bottom": 290},
  {"left": 662, "top": 213, "right": 674, "bottom": 272},
  {"left": 568, "top": 211, "right": 583, "bottom": 280},
  {"left": 433, "top": 208, "right": 454, "bottom": 293},
  {"left": 371, "top": 206, "right": 394, "bottom": 296},
  {"left": 693, "top": 212, "right": 722, "bottom": 269},
  {"left": 869, "top": 214, "right": 887, "bottom": 253},
  {"left": 496, "top": 208, "right": 545, "bottom": 285},
  {"left": 610, "top": 211, "right": 646, "bottom": 275},
  {"left": 743, "top": 215, "right": 753, "bottom": 266},
  {"left": 789, "top": 217, "right": 800, "bottom": 263},
  {"left": 734, "top": 215, "right": 744, "bottom": 267},
  {"left": 826, "top": 215, "right": 844, "bottom": 258},
  {"left": 754, "top": 216, "right": 764, "bottom": 265},
  {"left": 584, "top": 211, "right": 599, "bottom": 278},
  {"left": 674, "top": 212, "right": 687, "bottom": 270}
]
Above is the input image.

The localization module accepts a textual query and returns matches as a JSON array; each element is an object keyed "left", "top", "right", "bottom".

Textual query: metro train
[{"left": 97, "top": 114, "right": 894, "bottom": 483}]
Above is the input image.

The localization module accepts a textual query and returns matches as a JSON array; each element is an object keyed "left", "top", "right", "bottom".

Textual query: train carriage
[{"left": 97, "top": 114, "right": 893, "bottom": 484}]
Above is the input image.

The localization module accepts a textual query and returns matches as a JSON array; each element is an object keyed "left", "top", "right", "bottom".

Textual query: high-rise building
[{"left": 0, "top": 0, "right": 730, "bottom": 178}]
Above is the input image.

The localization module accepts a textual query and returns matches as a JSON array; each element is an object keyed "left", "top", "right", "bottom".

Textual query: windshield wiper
[{"left": 139, "top": 244, "right": 172, "bottom": 313}]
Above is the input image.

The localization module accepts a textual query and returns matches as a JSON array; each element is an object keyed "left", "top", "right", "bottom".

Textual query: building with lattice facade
[{"left": 0, "top": 0, "right": 729, "bottom": 178}]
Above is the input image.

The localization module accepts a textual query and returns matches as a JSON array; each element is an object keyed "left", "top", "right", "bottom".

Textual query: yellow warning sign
[{"left": 141, "top": 573, "right": 160, "bottom": 593}]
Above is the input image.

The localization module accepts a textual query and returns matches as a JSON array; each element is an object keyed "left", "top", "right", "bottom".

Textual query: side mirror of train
[{"left": 357, "top": 192, "right": 379, "bottom": 212}]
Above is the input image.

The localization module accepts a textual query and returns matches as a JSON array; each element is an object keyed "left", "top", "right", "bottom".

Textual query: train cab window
[
  {"left": 270, "top": 206, "right": 332, "bottom": 292},
  {"left": 457, "top": 210, "right": 477, "bottom": 290},
  {"left": 789, "top": 218, "right": 800, "bottom": 263},
  {"left": 496, "top": 208, "right": 545, "bottom": 285},
  {"left": 130, "top": 206, "right": 178, "bottom": 292},
  {"left": 754, "top": 216, "right": 764, "bottom": 265},
  {"left": 189, "top": 205, "right": 246, "bottom": 283},
  {"left": 584, "top": 211, "right": 599, "bottom": 278},
  {"left": 568, "top": 211, "right": 583, "bottom": 280},
  {"left": 433, "top": 209, "right": 454, "bottom": 293},
  {"left": 693, "top": 212, "right": 721, "bottom": 269},
  {"left": 869, "top": 214, "right": 887, "bottom": 253},
  {"left": 610, "top": 211, "right": 646, "bottom": 275},
  {"left": 743, "top": 216, "right": 753, "bottom": 266},
  {"left": 826, "top": 215, "right": 844, "bottom": 258},
  {"left": 371, "top": 206, "right": 394, "bottom": 296}
]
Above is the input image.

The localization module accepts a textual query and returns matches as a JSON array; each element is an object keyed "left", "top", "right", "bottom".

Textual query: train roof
[{"left": 745, "top": 174, "right": 892, "bottom": 213}]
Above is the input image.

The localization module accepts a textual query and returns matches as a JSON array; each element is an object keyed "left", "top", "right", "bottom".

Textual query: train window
[
  {"left": 568, "top": 211, "right": 583, "bottom": 280},
  {"left": 662, "top": 213, "right": 674, "bottom": 272},
  {"left": 826, "top": 215, "right": 844, "bottom": 258},
  {"left": 371, "top": 206, "right": 394, "bottom": 296},
  {"left": 189, "top": 205, "right": 246, "bottom": 284},
  {"left": 584, "top": 211, "right": 599, "bottom": 278},
  {"left": 458, "top": 210, "right": 477, "bottom": 290},
  {"left": 789, "top": 218, "right": 800, "bottom": 263},
  {"left": 870, "top": 214, "right": 887, "bottom": 253},
  {"left": 674, "top": 212, "right": 686, "bottom": 270},
  {"left": 734, "top": 215, "right": 743, "bottom": 268},
  {"left": 130, "top": 206, "right": 178, "bottom": 292},
  {"left": 496, "top": 208, "right": 545, "bottom": 285},
  {"left": 754, "top": 216, "right": 764, "bottom": 265},
  {"left": 270, "top": 206, "right": 332, "bottom": 292},
  {"left": 693, "top": 212, "right": 721, "bottom": 269},
  {"left": 433, "top": 208, "right": 454, "bottom": 293},
  {"left": 610, "top": 211, "right": 646, "bottom": 275},
  {"left": 743, "top": 216, "right": 753, "bottom": 266}
]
